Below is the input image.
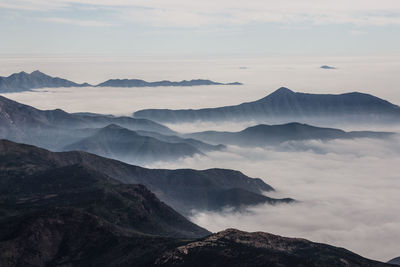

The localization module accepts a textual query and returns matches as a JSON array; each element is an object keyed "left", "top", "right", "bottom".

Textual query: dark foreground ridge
[
  {"left": 155, "top": 229, "right": 391, "bottom": 267},
  {"left": 0, "top": 140, "right": 393, "bottom": 267},
  {"left": 0, "top": 70, "right": 241, "bottom": 92},
  {"left": 134, "top": 87, "right": 400, "bottom": 124},
  {"left": 0, "top": 140, "right": 288, "bottom": 215}
]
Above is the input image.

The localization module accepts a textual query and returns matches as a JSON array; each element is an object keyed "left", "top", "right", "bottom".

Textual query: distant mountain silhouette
[
  {"left": 0, "top": 140, "right": 285, "bottom": 215},
  {"left": 0, "top": 70, "right": 241, "bottom": 92},
  {"left": 187, "top": 122, "right": 394, "bottom": 146},
  {"left": 0, "top": 95, "right": 174, "bottom": 150},
  {"left": 0, "top": 70, "right": 90, "bottom": 92},
  {"left": 64, "top": 124, "right": 203, "bottom": 164},
  {"left": 136, "top": 129, "right": 225, "bottom": 152},
  {"left": 134, "top": 87, "right": 400, "bottom": 125},
  {"left": 97, "top": 79, "right": 242, "bottom": 87},
  {"left": 320, "top": 65, "right": 337, "bottom": 69}
]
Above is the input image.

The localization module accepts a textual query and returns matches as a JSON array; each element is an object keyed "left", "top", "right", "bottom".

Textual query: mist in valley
[{"left": 146, "top": 134, "right": 400, "bottom": 262}]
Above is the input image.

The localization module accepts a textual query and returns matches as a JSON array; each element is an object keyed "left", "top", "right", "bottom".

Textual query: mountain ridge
[
  {"left": 186, "top": 122, "right": 394, "bottom": 146},
  {"left": 134, "top": 87, "right": 400, "bottom": 125},
  {"left": 0, "top": 139, "right": 286, "bottom": 214},
  {"left": 0, "top": 70, "right": 241, "bottom": 92}
]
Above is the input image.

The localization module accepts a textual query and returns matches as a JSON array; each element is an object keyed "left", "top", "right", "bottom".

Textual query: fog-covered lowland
[
  {"left": 147, "top": 136, "right": 400, "bottom": 262},
  {"left": 1, "top": 54, "right": 400, "bottom": 263}
]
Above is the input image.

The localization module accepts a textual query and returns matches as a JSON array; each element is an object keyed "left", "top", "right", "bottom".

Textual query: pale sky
[{"left": 1, "top": 0, "right": 400, "bottom": 55}]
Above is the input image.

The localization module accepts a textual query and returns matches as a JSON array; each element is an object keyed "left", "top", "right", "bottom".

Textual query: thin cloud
[
  {"left": 41, "top": 17, "right": 115, "bottom": 27},
  {"left": 1, "top": 0, "right": 400, "bottom": 27}
]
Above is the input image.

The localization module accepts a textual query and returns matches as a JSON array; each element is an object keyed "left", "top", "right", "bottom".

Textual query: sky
[{"left": 1, "top": 0, "right": 400, "bottom": 55}]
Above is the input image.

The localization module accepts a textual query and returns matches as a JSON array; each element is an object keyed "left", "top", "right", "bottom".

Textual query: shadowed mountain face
[
  {"left": 0, "top": 215, "right": 392, "bottom": 267},
  {"left": 187, "top": 122, "right": 394, "bottom": 146},
  {"left": 0, "top": 70, "right": 241, "bottom": 92},
  {"left": 134, "top": 87, "right": 400, "bottom": 125},
  {"left": 0, "top": 140, "right": 285, "bottom": 215},
  {"left": 0, "top": 163, "right": 209, "bottom": 239},
  {"left": 64, "top": 124, "right": 203, "bottom": 164},
  {"left": 155, "top": 229, "right": 391, "bottom": 267},
  {"left": 0, "top": 208, "right": 187, "bottom": 267},
  {"left": 0, "top": 70, "right": 89, "bottom": 92},
  {"left": 388, "top": 257, "right": 400, "bottom": 265}
]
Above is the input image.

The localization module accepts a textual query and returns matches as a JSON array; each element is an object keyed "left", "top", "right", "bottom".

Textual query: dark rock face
[
  {"left": 155, "top": 229, "right": 391, "bottom": 267},
  {"left": 0, "top": 161, "right": 210, "bottom": 239},
  {"left": 0, "top": 140, "right": 282, "bottom": 215},
  {"left": 0, "top": 208, "right": 188, "bottom": 267},
  {"left": 97, "top": 78, "right": 242, "bottom": 87},
  {"left": 0, "top": 70, "right": 90, "bottom": 92},
  {"left": 388, "top": 257, "right": 400, "bottom": 265},
  {"left": 187, "top": 122, "right": 394, "bottom": 146},
  {"left": 133, "top": 87, "right": 400, "bottom": 124}
]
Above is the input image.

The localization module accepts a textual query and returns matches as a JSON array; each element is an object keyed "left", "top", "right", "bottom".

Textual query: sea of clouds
[{"left": 147, "top": 135, "right": 400, "bottom": 262}]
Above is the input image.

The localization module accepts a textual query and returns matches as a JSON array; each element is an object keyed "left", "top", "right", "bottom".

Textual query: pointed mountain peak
[
  {"left": 30, "top": 70, "right": 48, "bottom": 77},
  {"left": 272, "top": 87, "right": 294, "bottom": 94}
]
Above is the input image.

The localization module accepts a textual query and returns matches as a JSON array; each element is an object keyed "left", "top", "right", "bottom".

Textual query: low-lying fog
[{"left": 147, "top": 135, "right": 400, "bottom": 262}]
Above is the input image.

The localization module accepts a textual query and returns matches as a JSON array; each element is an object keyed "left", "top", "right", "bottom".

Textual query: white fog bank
[{"left": 146, "top": 136, "right": 400, "bottom": 262}]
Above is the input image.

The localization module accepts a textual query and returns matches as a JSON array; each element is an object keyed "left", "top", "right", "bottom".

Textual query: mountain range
[
  {"left": 0, "top": 71, "right": 241, "bottom": 92},
  {"left": 134, "top": 87, "right": 400, "bottom": 125},
  {"left": 0, "top": 95, "right": 227, "bottom": 164},
  {"left": 0, "top": 139, "right": 393, "bottom": 267},
  {"left": 63, "top": 124, "right": 204, "bottom": 164},
  {"left": 186, "top": 122, "right": 394, "bottom": 146},
  {"left": 0, "top": 140, "right": 288, "bottom": 215}
]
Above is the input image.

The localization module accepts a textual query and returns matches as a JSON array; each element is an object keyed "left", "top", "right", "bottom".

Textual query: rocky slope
[
  {"left": 0, "top": 140, "right": 286, "bottom": 215},
  {"left": 155, "top": 229, "right": 392, "bottom": 267}
]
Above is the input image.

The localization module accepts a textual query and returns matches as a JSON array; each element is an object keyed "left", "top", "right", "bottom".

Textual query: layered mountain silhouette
[
  {"left": 0, "top": 140, "right": 392, "bottom": 266},
  {"left": 0, "top": 140, "right": 287, "bottom": 214},
  {"left": 64, "top": 124, "right": 203, "bottom": 164},
  {"left": 134, "top": 87, "right": 400, "bottom": 125},
  {"left": 0, "top": 94, "right": 171, "bottom": 145},
  {"left": 187, "top": 122, "right": 394, "bottom": 146},
  {"left": 0, "top": 70, "right": 89, "bottom": 92},
  {"left": 0, "top": 70, "right": 240, "bottom": 92},
  {"left": 97, "top": 79, "right": 242, "bottom": 87},
  {"left": 0, "top": 95, "right": 227, "bottom": 163}
]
